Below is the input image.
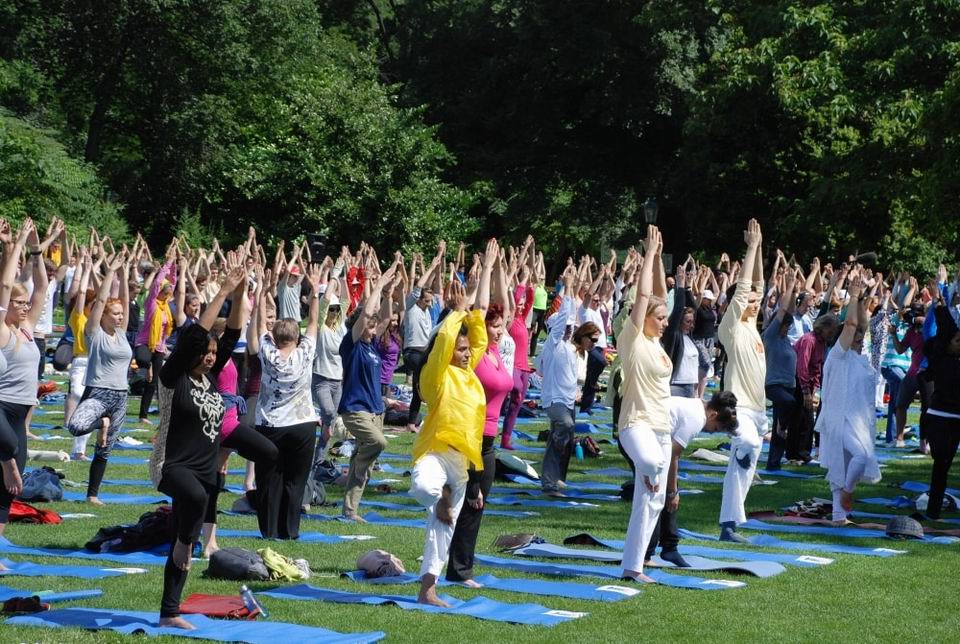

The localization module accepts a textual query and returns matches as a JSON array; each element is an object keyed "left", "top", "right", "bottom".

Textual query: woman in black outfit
[
  {"left": 150, "top": 260, "right": 246, "bottom": 630},
  {"left": 922, "top": 299, "right": 960, "bottom": 521}
]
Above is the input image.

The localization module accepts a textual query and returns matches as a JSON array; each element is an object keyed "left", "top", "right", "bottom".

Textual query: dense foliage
[{"left": 1, "top": 1, "right": 957, "bottom": 271}]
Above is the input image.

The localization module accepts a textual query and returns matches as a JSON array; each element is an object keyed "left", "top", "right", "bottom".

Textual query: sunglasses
[{"left": 589, "top": 336, "right": 600, "bottom": 343}]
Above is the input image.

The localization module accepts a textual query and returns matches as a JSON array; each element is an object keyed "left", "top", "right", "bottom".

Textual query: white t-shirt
[
  {"left": 24, "top": 278, "right": 59, "bottom": 335},
  {"left": 578, "top": 305, "right": 607, "bottom": 348},
  {"left": 669, "top": 396, "right": 706, "bottom": 448},
  {"left": 499, "top": 332, "right": 516, "bottom": 375},
  {"left": 674, "top": 336, "right": 700, "bottom": 385}
]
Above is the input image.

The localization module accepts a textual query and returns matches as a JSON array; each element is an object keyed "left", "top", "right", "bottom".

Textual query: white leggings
[
  {"left": 619, "top": 424, "right": 671, "bottom": 573},
  {"left": 830, "top": 432, "right": 869, "bottom": 522},
  {"left": 409, "top": 448, "right": 468, "bottom": 577},
  {"left": 720, "top": 406, "right": 766, "bottom": 526}
]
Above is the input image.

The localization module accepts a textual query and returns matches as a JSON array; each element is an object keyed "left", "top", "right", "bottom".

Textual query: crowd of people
[{"left": 0, "top": 216, "right": 957, "bottom": 626}]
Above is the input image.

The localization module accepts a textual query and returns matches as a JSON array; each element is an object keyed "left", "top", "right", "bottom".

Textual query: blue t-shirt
[
  {"left": 338, "top": 332, "right": 385, "bottom": 414},
  {"left": 762, "top": 316, "right": 798, "bottom": 388}
]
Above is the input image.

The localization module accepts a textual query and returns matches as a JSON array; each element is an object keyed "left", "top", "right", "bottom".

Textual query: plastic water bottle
[
  {"left": 575, "top": 442, "right": 584, "bottom": 462},
  {"left": 239, "top": 585, "right": 268, "bottom": 618}
]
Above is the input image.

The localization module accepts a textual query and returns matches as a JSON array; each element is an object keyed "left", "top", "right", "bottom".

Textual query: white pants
[
  {"left": 719, "top": 406, "right": 766, "bottom": 526},
  {"left": 619, "top": 424, "right": 672, "bottom": 572},
  {"left": 68, "top": 356, "right": 90, "bottom": 455},
  {"left": 830, "top": 431, "right": 869, "bottom": 522},
  {"left": 409, "top": 448, "right": 469, "bottom": 577}
]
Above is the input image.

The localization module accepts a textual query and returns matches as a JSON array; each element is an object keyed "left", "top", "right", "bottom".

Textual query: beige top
[
  {"left": 617, "top": 316, "right": 673, "bottom": 433},
  {"left": 718, "top": 277, "right": 767, "bottom": 411}
]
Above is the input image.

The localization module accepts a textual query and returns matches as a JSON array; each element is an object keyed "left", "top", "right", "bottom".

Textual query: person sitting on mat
[
  {"left": 149, "top": 256, "right": 247, "bottom": 630},
  {"left": 409, "top": 242, "right": 492, "bottom": 607},
  {"left": 644, "top": 391, "right": 739, "bottom": 567},
  {"left": 617, "top": 225, "right": 673, "bottom": 583},
  {"left": 716, "top": 218, "right": 768, "bottom": 543},
  {"left": 816, "top": 275, "right": 881, "bottom": 525}
]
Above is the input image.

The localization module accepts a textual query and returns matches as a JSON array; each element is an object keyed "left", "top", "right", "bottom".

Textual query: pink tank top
[
  {"left": 217, "top": 359, "right": 241, "bottom": 438},
  {"left": 474, "top": 345, "right": 514, "bottom": 437}
]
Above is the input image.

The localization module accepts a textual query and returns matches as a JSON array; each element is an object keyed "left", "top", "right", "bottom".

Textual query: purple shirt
[{"left": 377, "top": 333, "right": 401, "bottom": 385}]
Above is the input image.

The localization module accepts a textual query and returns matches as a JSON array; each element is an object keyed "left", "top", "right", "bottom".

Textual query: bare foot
[
  {"left": 158, "top": 616, "right": 196, "bottom": 630},
  {"left": 86, "top": 496, "right": 105, "bottom": 506},
  {"left": 342, "top": 513, "right": 368, "bottom": 523},
  {"left": 139, "top": 417, "right": 153, "bottom": 426},
  {"left": 202, "top": 542, "right": 219, "bottom": 559},
  {"left": 622, "top": 571, "right": 656, "bottom": 584},
  {"left": 418, "top": 575, "right": 451, "bottom": 607},
  {"left": 97, "top": 416, "right": 110, "bottom": 448},
  {"left": 435, "top": 485, "right": 453, "bottom": 525},
  {"left": 405, "top": 423, "right": 418, "bottom": 434},
  {"left": 26, "top": 431, "right": 40, "bottom": 440},
  {"left": 71, "top": 453, "right": 90, "bottom": 462},
  {"left": 1, "top": 459, "right": 22, "bottom": 497},
  {"left": 839, "top": 489, "right": 854, "bottom": 513},
  {"left": 172, "top": 539, "right": 192, "bottom": 571},
  {"left": 460, "top": 579, "right": 483, "bottom": 588}
]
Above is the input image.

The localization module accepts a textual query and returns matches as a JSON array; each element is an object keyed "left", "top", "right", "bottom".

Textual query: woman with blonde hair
[{"left": 617, "top": 225, "right": 673, "bottom": 583}]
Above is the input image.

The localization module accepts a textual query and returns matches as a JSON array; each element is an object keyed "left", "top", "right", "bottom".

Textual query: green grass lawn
[{"left": 3, "top": 374, "right": 957, "bottom": 643}]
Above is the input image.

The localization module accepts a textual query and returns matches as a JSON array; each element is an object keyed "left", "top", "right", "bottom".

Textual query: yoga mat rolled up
[
  {"left": 474, "top": 555, "right": 747, "bottom": 590},
  {"left": 259, "top": 584, "right": 587, "bottom": 626},
  {"left": 342, "top": 570, "right": 641, "bottom": 602},
  {"left": 5, "top": 607, "right": 385, "bottom": 643}
]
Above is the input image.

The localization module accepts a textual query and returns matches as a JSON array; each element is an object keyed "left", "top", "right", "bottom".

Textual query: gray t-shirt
[
  {"left": 762, "top": 316, "right": 798, "bottom": 389},
  {"left": 0, "top": 329, "right": 40, "bottom": 405},
  {"left": 277, "top": 279, "right": 303, "bottom": 321},
  {"left": 85, "top": 326, "right": 134, "bottom": 390}
]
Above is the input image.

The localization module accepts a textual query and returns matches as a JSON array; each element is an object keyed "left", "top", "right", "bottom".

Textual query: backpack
[
  {"left": 84, "top": 505, "right": 175, "bottom": 553},
  {"left": 303, "top": 476, "right": 327, "bottom": 510},
  {"left": 205, "top": 547, "right": 270, "bottom": 581},
  {"left": 20, "top": 467, "right": 63, "bottom": 502}
]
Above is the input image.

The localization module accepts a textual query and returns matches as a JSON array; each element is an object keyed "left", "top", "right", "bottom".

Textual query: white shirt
[
  {"left": 499, "top": 332, "right": 516, "bottom": 375},
  {"left": 674, "top": 336, "right": 699, "bottom": 385},
  {"left": 257, "top": 333, "right": 318, "bottom": 427},
  {"left": 539, "top": 296, "right": 578, "bottom": 408},
  {"left": 24, "top": 278, "right": 59, "bottom": 336},
  {"left": 669, "top": 396, "right": 706, "bottom": 448},
  {"left": 314, "top": 321, "right": 348, "bottom": 380},
  {"left": 578, "top": 305, "right": 607, "bottom": 348},
  {"left": 403, "top": 287, "right": 433, "bottom": 349}
]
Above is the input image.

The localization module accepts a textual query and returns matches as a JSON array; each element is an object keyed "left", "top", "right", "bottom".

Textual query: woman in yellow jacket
[{"left": 410, "top": 241, "right": 495, "bottom": 607}]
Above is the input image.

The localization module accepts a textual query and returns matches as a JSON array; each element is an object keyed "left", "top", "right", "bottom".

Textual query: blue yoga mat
[
  {"left": 849, "top": 511, "right": 960, "bottom": 525},
  {"left": 585, "top": 468, "right": 631, "bottom": 478},
  {"left": 215, "top": 529, "right": 375, "bottom": 544},
  {"left": 0, "top": 537, "right": 170, "bottom": 566},
  {"left": 901, "top": 480, "right": 960, "bottom": 496},
  {"left": 485, "top": 496, "right": 599, "bottom": 509},
  {"left": 5, "top": 608, "right": 385, "bottom": 643},
  {"left": 759, "top": 468, "right": 818, "bottom": 479},
  {"left": 62, "top": 491, "right": 167, "bottom": 504},
  {"left": 512, "top": 543, "right": 785, "bottom": 577},
  {"left": 342, "top": 570, "right": 641, "bottom": 602},
  {"left": 677, "top": 529, "right": 907, "bottom": 557},
  {"left": 104, "top": 456, "right": 148, "bottom": 465},
  {"left": 99, "top": 479, "right": 154, "bottom": 487},
  {"left": 559, "top": 534, "right": 834, "bottom": 568},
  {"left": 474, "top": 555, "right": 746, "bottom": 590},
  {"left": 488, "top": 488, "right": 620, "bottom": 502},
  {"left": 739, "top": 519, "right": 959, "bottom": 544},
  {"left": 502, "top": 473, "right": 624, "bottom": 492},
  {"left": 112, "top": 442, "right": 152, "bottom": 452},
  {"left": 511, "top": 430, "right": 537, "bottom": 441},
  {"left": 859, "top": 496, "right": 915, "bottom": 509},
  {"left": 359, "top": 512, "right": 424, "bottom": 528},
  {"left": 0, "top": 585, "right": 103, "bottom": 603},
  {"left": 0, "top": 558, "right": 148, "bottom": 579},
  {"left": 376, "top": 463, "right": 410, "bottom": 475},
  {"left": 259, "top": 584, "right": 586, "bottom": 625},
  {"left": 508, "top": 444, "right": 545, "bottom": 454}
]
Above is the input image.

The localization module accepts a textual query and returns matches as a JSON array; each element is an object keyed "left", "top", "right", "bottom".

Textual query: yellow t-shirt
[
  {"left": 411, "top": 310, "right": 488, "bottom": 469},
  {"left": 69, "top": 310, "right": 88, "bottom": 357},
  {"left": 717, "top": 277, "right": 766, "bottom": 411},
  {"left": 616, "top": 316, "right": 672, "bottom": 433}
]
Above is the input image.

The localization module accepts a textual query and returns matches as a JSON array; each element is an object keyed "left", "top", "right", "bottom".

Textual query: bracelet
[{"left": 665, "top": 490, "right": 679, "bottom": 499}]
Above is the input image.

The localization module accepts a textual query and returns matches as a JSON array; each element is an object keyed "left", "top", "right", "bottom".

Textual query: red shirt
[{"left": 794, "top": 331, "right": 826, "bottom": 395}]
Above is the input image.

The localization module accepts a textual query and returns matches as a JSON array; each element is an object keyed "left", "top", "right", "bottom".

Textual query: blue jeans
[{"left": 881, "top": 365, "right": 905, "bottom": 443}]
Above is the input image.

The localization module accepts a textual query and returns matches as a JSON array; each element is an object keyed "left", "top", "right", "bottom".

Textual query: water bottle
[
  {"left": 239, "top": 585, "right": 268, "bottom": 619},
  {"left": 575, "top": 441, "right": 584, "bottom": 462}
]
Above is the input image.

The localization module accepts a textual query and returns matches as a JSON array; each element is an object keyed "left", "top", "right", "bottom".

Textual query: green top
[{"left": 533, "top": 284, "right": 548, "bottom": 310}]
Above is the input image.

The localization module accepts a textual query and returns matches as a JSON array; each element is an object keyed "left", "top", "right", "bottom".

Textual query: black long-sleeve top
[
  {"left": 662, "top": 287, "right": 694, "bottom": 383},
  {"left": 925, "top": 305, "right": 960, "bottom": 416}
]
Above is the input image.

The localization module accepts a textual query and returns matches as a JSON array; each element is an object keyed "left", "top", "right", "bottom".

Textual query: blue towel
[
  {"left": 5, "top": 608, "right": 384, "bottom": 643},
  {"left": 739, "top": 519, "right": 959, "bottom": 544},
  {"left": 258, "top": 584, "right": 587, "bottom": 625},
  {"left": 677, "top": 528, "right": 907, "bottom": 557},
  {"left": 0, "top": 537, "right": 170, "bottom": 566},
  {"left": 0, "top": 585, "right": 103, "bottom": 603},
  {"left": 512, "top": 543, "right": 786, "bottom": 577},
  {"left": 215, "top": 529, "right": 374, "bottom": 544},
  {"left": 474, "top": 555, "right": 746, "bottom": 590},
  {"left": 62, "top": 491, "right": 167, "bottom": 504},
  {"left": 342, "top": 570, "right": 641, "bottom": 602},
  {"left": 0, "top": 558, "right": 147, "bottom": 579}
]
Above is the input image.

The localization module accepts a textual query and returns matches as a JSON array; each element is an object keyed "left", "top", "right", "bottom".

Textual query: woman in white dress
[{"left": 816, "top": 275, "right": 881, "bottom": 524}]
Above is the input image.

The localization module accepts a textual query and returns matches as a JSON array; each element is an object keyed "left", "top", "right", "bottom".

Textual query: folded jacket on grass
[
  {"left": 677, "top": 528, "right": 907, "bottom": 557},
  {"left": 474, "top": 555, "right": 746, "bottom": 590},
  {"left": 258, "top": 584, "right": 587, "bottom": 626},
  {"left": 62, "top": 492, "right": 168, "bottom": 505},
  {"left": 0, "top": 585, "right": 103, "bottom": 603},
  {"left": 561, "top": 533, "right": 834, "bottom": 568},
  {"left": 4, "top": 608, "right": 384, "bottom": 643},
  {"left": 0, "top": 558, "right": 148, "bottom": 578},
  {"left": 215, "top": 529, "right": 375, "bottom": 544},
  {"left": 0, "top": 537, "right": 171, "bottom": 566},
  {"left": 512, "top": 543, "right": 786, "bottom": 577},
  {"left": 342, "top": 570, "right": 641, "bottom": 602},
  {"left": 739, "top": 519, "right": 959, "bottom": 544}
]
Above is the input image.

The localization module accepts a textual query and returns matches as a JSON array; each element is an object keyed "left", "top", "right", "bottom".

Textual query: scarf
[{"left": 148, "top": 286, "right": 174, "bottom": 351}]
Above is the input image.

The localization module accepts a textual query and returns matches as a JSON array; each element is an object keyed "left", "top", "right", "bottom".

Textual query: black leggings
[
  {"left": 0, "top": 401, "right": 29, "bottom": 524},
  {"left": 528, "top": 309, "right": 546, "bottom": 357},
  {"left": 404, "top": 349, "right": 427, "bottom": 425},
  {"left": 136, "top": 347, "right": 165, "bottom": 419},
  {"left": 255, "top": 422, "right": 316, "bottom": 539},
  {"left": 204, "top": 420, "right": 280, "bottom": 526},
  {"left": 446, "top": 435, "right": 496, "bottom": 581},
  {"left": 926, "top": 414, "right": 960, "bottom": 520},
  {"left": 158, "top": 466, "right": 217, "bottom": 618},
  {"left": 646, "top": 500, "right": 681, "bottom": 559}
]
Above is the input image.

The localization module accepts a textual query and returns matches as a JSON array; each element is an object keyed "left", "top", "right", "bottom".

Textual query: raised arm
[
  {"left": 630, "top": 226, "right": 660, "bottom": 331},
  {"left": 352, "top": 257, "right": 399, "bottom": 342},
  {"left": 86, "top": 253, "right": 124, "bottom": 337},
  {"left": 838, "top": 276, "right": 862, "bottom": 352}
]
